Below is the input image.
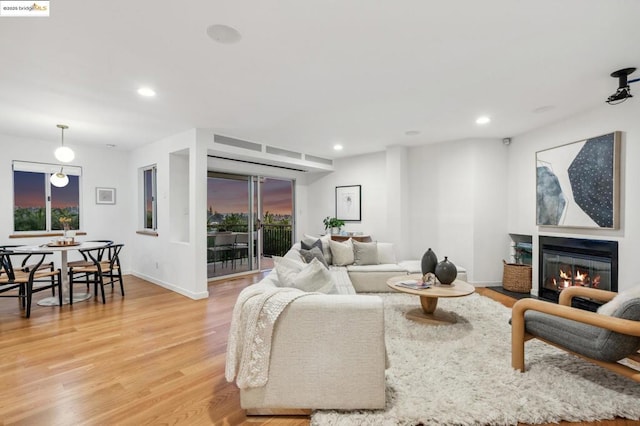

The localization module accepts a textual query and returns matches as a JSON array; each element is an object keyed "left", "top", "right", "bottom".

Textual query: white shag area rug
[{"left": 311, "top": 293, "right": 640, "bottom": 426}]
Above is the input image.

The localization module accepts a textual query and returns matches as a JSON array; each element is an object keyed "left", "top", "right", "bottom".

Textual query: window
[
  {"left": 13, "top": 161, "right": 81, "bottom": 232},
  {"left": 142, "top": 165, "right": 157, "bottom": 230}
]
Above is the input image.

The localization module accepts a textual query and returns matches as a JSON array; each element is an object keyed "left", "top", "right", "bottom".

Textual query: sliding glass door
[{"left": 207, "top": 173, "right": 294, "bottom": 279}]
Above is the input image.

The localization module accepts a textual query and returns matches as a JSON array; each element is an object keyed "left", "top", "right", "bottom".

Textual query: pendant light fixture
[
  {"left": 50, "top": 167, "right": 69, "bottom": 187},
  {"left": 54, "top": 124, "right": 75, "bottom": 162}
]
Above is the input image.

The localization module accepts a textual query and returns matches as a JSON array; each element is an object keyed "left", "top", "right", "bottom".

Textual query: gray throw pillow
[
  {"left": 353, "top": 240, "right": 379, "bottom": 265},
  {"left": 301, "top": 238, "right": 323, "bottom": 252},
  {"left": 303, "top": 234, "right": 333, "bottom": 264},
  {"left": 299, "top": 246, "right": 329, "bottom": 269}
]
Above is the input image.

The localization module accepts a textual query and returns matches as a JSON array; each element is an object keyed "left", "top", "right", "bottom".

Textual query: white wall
[
  {"left": 407, "top": 139, "right": 510, "bottom": 284},
  {"left": 306, "top": 151, "right": 389, "bottom": 239},
  {"left": 129, "top": 129, "right": 209, "bottom": 299},
  {"left": 506, "top": 100, "right": 640, "bottom": 292},
  {"left": 305, "top": 141, "right": 510, "bottom": 284},
  {"left": 0, "top": 133, "right": 132, "bottom": 266}
]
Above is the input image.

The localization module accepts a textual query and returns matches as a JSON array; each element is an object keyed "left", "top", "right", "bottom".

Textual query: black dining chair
[
  {"left": 0, "top": 244, "right": 57, "bottom": 281},
  {"left": 68, "top": 243, "right": 124, "bottom": 304},
  {"left": 0, "top": 250, "right": 62, "bottom": 318},
  {"left": 67, "top": 240, "right": 114, "bottom": 269}
]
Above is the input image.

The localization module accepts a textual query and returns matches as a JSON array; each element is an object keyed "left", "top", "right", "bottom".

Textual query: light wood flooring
[{"left": 0, "top": 274, "right": 637, "bottom": 426}]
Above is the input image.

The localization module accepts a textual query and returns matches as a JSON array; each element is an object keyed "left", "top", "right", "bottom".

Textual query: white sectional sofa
[
  {"left": 296, "top": 234, "right": 467, "bottom": 292},
  {"left": 228, "top": 236, "right": 466, "bottom": 413}
]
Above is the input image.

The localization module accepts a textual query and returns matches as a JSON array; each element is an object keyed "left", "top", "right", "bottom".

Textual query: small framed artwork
[
  {"left": 96, "top": 187, "right": 116, "bottom": 205},
  {"left": 336, "top": 185, "right": 361, "bottom": 221},
  {"left": 536, "top": 131, "right": 620, "bottom": 229}
]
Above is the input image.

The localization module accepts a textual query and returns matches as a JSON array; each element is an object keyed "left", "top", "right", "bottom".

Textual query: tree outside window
[{"left": 13, "top": 164, "right": 81, "bottom": 232}]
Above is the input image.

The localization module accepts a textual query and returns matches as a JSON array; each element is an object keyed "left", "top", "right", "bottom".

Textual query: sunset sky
[
  {"left": 14, "top": 171, "right": 79, "bottom": 208},
  {"left": 207, "top": 177, "right": 292, "bottom": 215}
]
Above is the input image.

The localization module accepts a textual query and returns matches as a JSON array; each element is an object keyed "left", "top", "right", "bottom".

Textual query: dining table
[{"left": 15, "top": 240, "right": 106, "bottom": 306}]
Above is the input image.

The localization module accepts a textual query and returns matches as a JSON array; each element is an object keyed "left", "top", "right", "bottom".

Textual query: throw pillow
[
  {"left": 299, "top": 246, "right": 329, "bottom": 268},
  {"left": 273, "top": 256, "right": 306, "bottom": 287},
  {"left": 329, "top": 238, "right": 355, "bottom": 266},
  {"left": 291, "top": 258, "right": 334, "bottom": 293},
  {"left": 301, "top": 238, "right": 322, "bottom": 252},
  {"left": 377, "top": 242, "right": 397, "bottom": 264},
  {"left": 353, "top": 240, "right": 379, "bottom": 266},
  {"left": 598, "top": 284, "right": 640, "bottom": 316},
  {"left": 283, "top": 248, "right": 304, "bottom": 262},
  {"left": 303, "top": 234, "right": 333, "bottom": 264}
]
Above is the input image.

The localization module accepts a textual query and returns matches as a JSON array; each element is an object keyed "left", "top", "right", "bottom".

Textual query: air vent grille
[
  {"left": 265, "top": 146, "right": 302, "bottom": 159},
  {"left": 305, "top": 154, "right": 333, "bottom": 166},
  {"left": 214, "top": 134, "right": 262, "bottom": 152}
]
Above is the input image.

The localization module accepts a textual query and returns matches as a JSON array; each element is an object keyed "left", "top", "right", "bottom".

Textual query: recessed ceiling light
[
  {"left": 475, "top": 116, "right": 491, "bottom": 125},
  {"left": 405, "top": 130, "right": 421, "bottom": 136},
  {"left": 333, "top": 144, "right": 343, "bottom": 151},
  {"left": 137, "top": 87, "right": 156, "bottom": 97},
  {"left": 206, "top": 24, "right": 242, "bottom": 44}
]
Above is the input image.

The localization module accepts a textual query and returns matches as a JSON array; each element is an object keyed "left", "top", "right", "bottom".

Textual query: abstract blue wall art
[{"left": 535, "top": 132, "right": 620, "bottom": 229}]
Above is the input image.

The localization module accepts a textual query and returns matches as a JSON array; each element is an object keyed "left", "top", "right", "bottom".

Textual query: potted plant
[{"left": 323, "top": 216, "right": 345, "bottom": 235}]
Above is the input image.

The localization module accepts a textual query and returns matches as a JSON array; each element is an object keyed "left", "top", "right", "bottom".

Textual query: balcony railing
[{"left": 207, "top": 224, "right": 292, "bottom": 260}]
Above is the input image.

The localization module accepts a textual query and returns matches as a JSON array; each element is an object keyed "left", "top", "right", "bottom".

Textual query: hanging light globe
[
  {"left": 54, "top": 145, "right": 75, "bottom": 162},
  {"left": 54, "top": 124, "right": 75, "bottom": 162},
  {"left": 50, "top": 171, "right": 69, "bottom": 187}
]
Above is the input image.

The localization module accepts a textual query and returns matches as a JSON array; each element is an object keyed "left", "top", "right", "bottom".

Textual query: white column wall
[
  {"left": 0, "top": 133, "right": 132, "bottom": 267},
  {"left": 506, "top": 100, "right": 640, "bottom": 292},
  {"left": 407, "top": 138, "right": 509, "bottom": 284},
  {"left": 129, "top": 129, "right": 208, "bottom": 299},
  {"left": 385, "top": 146, "right": 411, "bottom": 260}
]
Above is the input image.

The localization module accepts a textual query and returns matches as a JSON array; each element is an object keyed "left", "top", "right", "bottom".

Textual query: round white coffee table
[{"left": 387, "top": 273, "right": 475, "bottom": 325}]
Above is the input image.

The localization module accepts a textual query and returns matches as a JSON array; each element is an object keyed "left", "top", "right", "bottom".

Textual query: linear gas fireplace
[{"left": 539, "top": 236, "right": 618, "bottom": 311}]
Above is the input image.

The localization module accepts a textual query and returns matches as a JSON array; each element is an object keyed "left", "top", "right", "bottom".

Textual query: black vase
[
  {"left": 435, "top": 256, "right": 457, "bottom": 285},
  {"left": 421, "top": 248, "right": 438, "bottom": 275}
]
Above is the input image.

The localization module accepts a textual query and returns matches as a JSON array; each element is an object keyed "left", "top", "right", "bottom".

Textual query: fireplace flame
[
  {"left": 551, "top": 267, "right": 603, "bottom": 290},
  {"left": 575, "top": 269, "right": 588, "bottom": 283}
]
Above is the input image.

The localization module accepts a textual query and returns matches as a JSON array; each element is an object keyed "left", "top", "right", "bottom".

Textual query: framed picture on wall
[
  {"left": 535, "top": 131, "right": 620, "bottom": 229},
  {"left": 96, "top": 187, "right": 116, "bottom": 205},
  {"left": 336, "top": 185, "right": 361, "bottom": 221}
]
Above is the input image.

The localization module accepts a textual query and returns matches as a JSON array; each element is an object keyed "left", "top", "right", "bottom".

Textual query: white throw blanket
[{"left": 225, "top": 283, "right": 311, "bottom": 389}]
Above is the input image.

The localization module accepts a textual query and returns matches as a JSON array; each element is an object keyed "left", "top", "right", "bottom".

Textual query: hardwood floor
[{"left": 0, "top": 275, "right": 636, "bottom": 425}]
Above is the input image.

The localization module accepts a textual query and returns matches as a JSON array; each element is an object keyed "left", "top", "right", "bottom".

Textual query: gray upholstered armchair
[{"left": 511, "top": 286, "right": 640, "bottom": 382}]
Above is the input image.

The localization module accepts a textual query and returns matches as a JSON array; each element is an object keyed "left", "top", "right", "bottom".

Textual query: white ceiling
[{"left": 1, "top": 0, "right": 638, "bottom": 159}]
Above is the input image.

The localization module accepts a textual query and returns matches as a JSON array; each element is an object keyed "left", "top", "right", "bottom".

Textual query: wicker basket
[{"left": 502, "top": 260, "right": 532, "bottom": 293}]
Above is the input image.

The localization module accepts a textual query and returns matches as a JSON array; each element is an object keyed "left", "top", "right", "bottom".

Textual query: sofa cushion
[
  {"left": 598, "top": 284, "right": 640, "bottom": 316},
  {"left": 346, "top": 263, "right": 408, "bottom": 273},
  {"left": 303, "top": 234, "right": 332, "bottom": 264},
  {"left": 275, "top": 256, "right": 334, "bottom": 293},
  {"left": 328, "top": 266, "right": 357, "bottom": 295},
  {"left": 292, "top": 258, "right": 335, "bottom": 293},
  {"left": 353, "top": 240, "right": 379, "bottom": 266},
  {"left": 377, "top": 242, "right": 397, "bottom": 264},
  {"left": 329, "top": 238, "right": 355, "bottom": 266},
  {"left": 300, "top": 246, "right": 329, "bottom": 269},
  {"left": 273, "top": 256, "right": 306, "bottom": 287}
]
